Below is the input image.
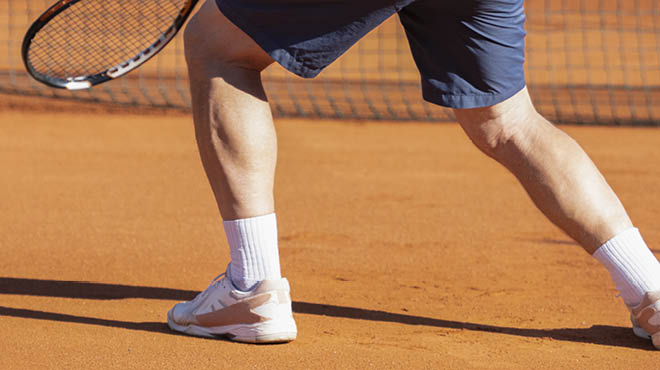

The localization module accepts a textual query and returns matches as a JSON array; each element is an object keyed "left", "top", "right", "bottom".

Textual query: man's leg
[
  {"left": 454, "top": 88, "right": 631, "bottom": 253},
  {"left": 184, "top": 0, "right": 282, "bottom": 291},
  {"left": 185, "top": 0, "right": 275, "bottom": 221},
  {"left": 455, "top": 87, "right": 660, "bottom": 347},
  {"left": 167, "top": 0, "right": 296, "bottom": 343}
]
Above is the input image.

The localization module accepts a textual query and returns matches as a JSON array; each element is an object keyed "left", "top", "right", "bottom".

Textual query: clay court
[
  {"left": 1, "top": 93, "right": 659, "bottom": 369},
  {"left": 1, "top": 0, "right": 660, "bottom": 369}
]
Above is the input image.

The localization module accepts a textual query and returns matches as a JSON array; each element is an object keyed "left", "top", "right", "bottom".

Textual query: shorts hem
[
  {"left": 216, "top": 0, "right": 323, "bottom": 78},
  {"left": 422, "top": 81, "right": 527, "bottom": 109}
]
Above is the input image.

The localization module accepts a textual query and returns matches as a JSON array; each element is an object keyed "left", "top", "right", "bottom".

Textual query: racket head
[{"left": 22, "top": 0, "right": 199, "bottom": 90}]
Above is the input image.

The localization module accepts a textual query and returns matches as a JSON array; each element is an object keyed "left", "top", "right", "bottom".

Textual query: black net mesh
[
  {"left": 27, "top": 0, "right": 187, "bottom": 78},
  {"left": 3, "top": 0, "right": 659, "bottom": 124}
]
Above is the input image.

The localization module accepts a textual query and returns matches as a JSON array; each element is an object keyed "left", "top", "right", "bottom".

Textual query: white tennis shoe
[
  {"left": 629, "top": 290, "right": 660, "bottom": 349},
  {"left": 167, "top": 266, "right": 297, "bottom": 343}
]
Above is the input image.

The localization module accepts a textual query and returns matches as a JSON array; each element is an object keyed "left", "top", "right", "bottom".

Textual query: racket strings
[{"left": 28, "top": 0, "right": 187, "bottom": 79}]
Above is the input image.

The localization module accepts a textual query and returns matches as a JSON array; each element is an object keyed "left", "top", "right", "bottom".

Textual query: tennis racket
[{"left": 22, "top": 0, "right": 199, "bottom": 90}]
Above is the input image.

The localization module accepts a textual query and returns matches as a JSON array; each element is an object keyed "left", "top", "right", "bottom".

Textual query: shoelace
[
  {"left": 211, "top": 272, "right": 227, "bottom": 286},
  {"left": 188, "top": 272, "right": 227, "bottom": 305}
]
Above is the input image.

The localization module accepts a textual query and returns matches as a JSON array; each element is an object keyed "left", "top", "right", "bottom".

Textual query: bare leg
[
  {"left": 184, "top": 0, "right": 276, "bottom": 220},
  {"left": 454, "top": 88, "right": 632, "bottom": 254},
  {"left": 169, "top": 0, "right": 297, "bottom": 342}
]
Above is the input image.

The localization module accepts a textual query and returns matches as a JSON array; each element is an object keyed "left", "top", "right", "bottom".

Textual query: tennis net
[{"left": 1, "top": 0, "right": 658, "bottom": 124}]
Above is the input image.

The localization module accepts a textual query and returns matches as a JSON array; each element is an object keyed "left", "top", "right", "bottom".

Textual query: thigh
[
  {"left": 399, "top": 0, "right": 527, "bottom": 109},
  {"left": 185, "top": 0, "right": 274, "bottom": 70}
]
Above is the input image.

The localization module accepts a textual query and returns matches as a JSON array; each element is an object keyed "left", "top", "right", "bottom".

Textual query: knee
[
  {"left": 183, "top": 1, "right": 272, "bottom": 73},
  {"left": 456, "top": 111, "right": 526, "bottom": 160},
  {"left": 454, "top": 88, "right": 544, "bottom": 161}
]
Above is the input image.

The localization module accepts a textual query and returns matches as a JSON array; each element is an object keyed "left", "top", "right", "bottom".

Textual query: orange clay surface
[{"left": 1, "top": 97, "right": 660, "bottom": 369}]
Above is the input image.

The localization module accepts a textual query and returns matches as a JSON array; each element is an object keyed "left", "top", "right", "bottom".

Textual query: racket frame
[{"left": 22, "top": 0, "right": 199, "bottom": 90}]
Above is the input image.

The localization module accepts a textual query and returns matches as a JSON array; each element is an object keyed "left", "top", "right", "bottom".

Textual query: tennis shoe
[
  {"left": 167, "top": 266, "right": 297, "bottom": 343},
  {"left": 629, "top": 290, "right": 660, "bottom": 349}
]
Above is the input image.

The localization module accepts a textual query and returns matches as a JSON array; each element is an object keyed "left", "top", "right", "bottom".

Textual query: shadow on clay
[
  {"left": 0, "top": 277, "right": 652, "bottom": 350},
  {"left": 524, "top": 238, "right": 660, "bottom": 255}
]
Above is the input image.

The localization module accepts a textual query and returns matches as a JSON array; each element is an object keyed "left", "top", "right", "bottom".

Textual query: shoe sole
[
  {"left": 632, "top": 324, "right": 660, "bottom": 349},
  {"left": 167, "top": 309, "right": 297, "bottom": 344},
  {"left": 633, "top": 325, "right": 651, "bottom": 340}
]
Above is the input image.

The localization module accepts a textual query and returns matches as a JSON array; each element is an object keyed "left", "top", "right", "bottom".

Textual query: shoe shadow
[
  {"left": 0, "top": 277, "right": 651, "bottom": 350},
  {"left": 291, "top": 302, "right": 648, "bottom": 349}
]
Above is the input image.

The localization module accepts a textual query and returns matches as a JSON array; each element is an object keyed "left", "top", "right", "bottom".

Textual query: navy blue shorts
[{"left": 215, "top": 0, "right": 526, "bottom": 109}]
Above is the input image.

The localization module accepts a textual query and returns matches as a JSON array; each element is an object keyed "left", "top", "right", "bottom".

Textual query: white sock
[
  {"left": 593, "top": 228, "right": 660, "bottom": 307},
  {"left": 223, "top": 213, "right": 282, "bottom": 291}
]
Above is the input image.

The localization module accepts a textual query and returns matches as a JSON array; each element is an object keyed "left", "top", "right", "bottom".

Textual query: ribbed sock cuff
[
  {"left": 224, "top": 213, "right": 281, "bottom": 291},
  {"left": 593, "top": 228, "right": 660, "bottom": 306}
]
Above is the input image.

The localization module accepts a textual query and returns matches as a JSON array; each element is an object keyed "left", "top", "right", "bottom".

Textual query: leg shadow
[
  {"left": 292, "top": 302, "right": 650, "bottom": 350},
  {"left": 0, "top": 277, "right": 652, "bottom": 349}
]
